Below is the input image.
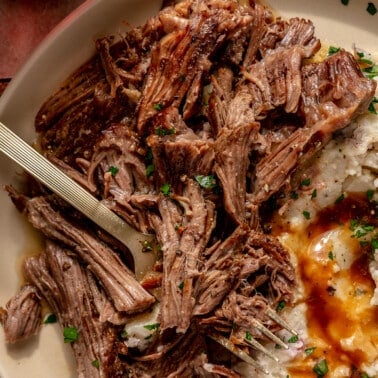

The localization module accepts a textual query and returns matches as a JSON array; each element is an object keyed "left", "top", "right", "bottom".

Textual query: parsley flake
[
  {"left": 313, "top": 359, "right": 329, "bottom": 377},
  {"left": 143, "top": 323, "right": 160, "bottom": 331},
  {"left": 305, "top": 347, "right": 316, "bottom": 356},
  {"left": 300, "top": 178, "right": 311, "bottom": 186},
  {"left": 43, "top": 313, "right": 57, "bottom": 324},
  {"left": 245, "top": 331, "right": 253, "bottom": 341},
  {"left": 153, "top": 103, "right": 163, "bottom": 111},
  {"left": 328, "top": 46, "right": 341, "bottom": 55},
  {"left": 290, "top": 191, "right": 299, "bottom": 200},
  {"left": 366, "top": 189, "right": 375, "bottom": 200},
  {"left": 368, "top": 97, "right": 378, "bottom": 114},
  {"left": 276, "top": 300, "right": 286, "bottom": 312},
  {"left": 335, "top": 193, "right": 345, "bottom": 204},
  {"left": 195, "top": 175, "right": 217, "bottom": 189},
  {"left": 146, "top": 164, "right": 155, "bottom": 178},
  {"left": 155, "top": 126, "right": 176, "bottom": 136},
  {"left": 92, "top": 359, "right": 100, "bottom": 369},
  {"left": 108, "top": 166, "right": 119, "bottom": 177},
  {"left": 178, "top": 281, "right": 184, "bottom": 290},
  {"left": 288, "top": 335, "right": 299, "bottom": 343},
  {"left": 367, "top": 2, "right": 377, "bottom": 15},
  {"left": 160, "top": 183, "right": 171, "bottom": 196},
  {"left": 341, "top": 0, "right": 349, "bottom": 5},
  {"left": 328, "top": 251, "right": 334, "bottom": 261},
  {"left": 63, "top": 326, "right": 79, "bottom": 343},
  {"left": 311, "top": 189, "right": 317, "bottom": 199},
  {"left": 302, "top": 210, "right": 311, "bottom": 220}
]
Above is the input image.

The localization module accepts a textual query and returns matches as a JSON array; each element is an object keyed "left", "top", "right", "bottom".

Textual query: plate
[{"left": 0, "top": 0, "right": 376, "bottom": 377}]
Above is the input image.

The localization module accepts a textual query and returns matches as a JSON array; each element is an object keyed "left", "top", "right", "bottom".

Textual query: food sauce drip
[{"left": 277, "top": 193, "right": 378, "bottom": 377}]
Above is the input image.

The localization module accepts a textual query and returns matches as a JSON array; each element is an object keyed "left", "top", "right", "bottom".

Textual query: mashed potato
[{"left": 237, "top": 102, "right": 378, "bottom": 377}]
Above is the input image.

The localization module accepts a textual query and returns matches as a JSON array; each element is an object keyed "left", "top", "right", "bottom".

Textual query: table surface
[{"left": 0, "top": 0, "right": 86, "bottom": 94}]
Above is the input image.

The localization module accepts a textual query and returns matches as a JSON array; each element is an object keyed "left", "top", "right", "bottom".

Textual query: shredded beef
[{"left": 1, "top": 0, "right": 376, "bottom": 377}]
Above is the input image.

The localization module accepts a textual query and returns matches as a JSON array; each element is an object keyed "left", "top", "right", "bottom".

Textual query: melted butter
[{"left": 274, "top": 194, "right": 378, "bottom": 377}]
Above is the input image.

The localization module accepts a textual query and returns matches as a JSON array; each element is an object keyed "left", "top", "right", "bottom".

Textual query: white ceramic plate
[{"left": 0, "top": 0, "right": 376, "bottom": 377}]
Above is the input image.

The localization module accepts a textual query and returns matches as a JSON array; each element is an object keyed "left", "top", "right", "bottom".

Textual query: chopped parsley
[
  {"left": 91, "top": 359, "right": 100, "bottom": 369},
  {"left": 43, "top": 313, "right": 57, "bottom": 324},
  {"left": 155, "top": 126, "right": 176, "bottom": 136},
  {"left": 300, "top": 178, "right": 311, "bottom": 186},
  {"left": 276, "top": 300, "right": 286, "bottom": 312},
  {"left": 302, "top": 210, "right": 311, "bottom": 220},
  {"left": 341, "top": 0, "right": 349, "bottom": 5},
  {"left": 153, "top": 103, "right": 163, "bottom": 111},
  {"left": 160, "top": 183, "right": 171, "bottom": 196},
  {"left": 335, "top": 193, "right": 345, "bottom": 204},
  {"left": 290, "top": 191, "right": 299, "bottom": 200},
  {"left": 313, "top": 359, "right": 329, "bottom": 377},
  {"left": 245, "top": 331, "right": 253, "bottom": 341},
  {"left": 305, "top": 347, "right": 316, "bottom": 356},
  {"left": 328, "top": 46, "right": 341, "bottom": 55},
  {"left": 311, "top": 189, "right": 317, "bottom": 199},
  {"left": 288, "top": 335, "right": 299, "bottom": 343},
  {"left": 178, "top": 281, "right": 184, "bottom": 290},
  {"left": 146, "top": 164, "right": 155, "bottom": 178},
  {"left": 362, "top": 64, "right": 378, "bottom": 79},
  {"left": 108, "top": 166, "right": 119, "bottom": 177},
  {"left": 366, "top": 189, "right": 375, "bottom": 200},
  {"left": 63, "top": 326, "right": 79, "bottom": 343},
  {"left": 195, "top": 175, "right": 217, "bottom": 189},
  {"left": 367, "top": 2, "right": 377, "bottom": 15},
  {"left": 328, "top": 251, "right": 334, "bottom": 261},
  {"left": 350, "top": 219, "right": 375, "bottom": 238},
  {"left": 143, "top": 323, "right": 160, "bottom": 331},
  {"left": 368, "top": 97, "right": 378, "bottom": 114}
]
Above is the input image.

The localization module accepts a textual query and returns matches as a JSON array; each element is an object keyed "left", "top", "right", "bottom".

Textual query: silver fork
[
  {"left": 0, "top": 121, "right": 156, "bottom": 279},
  {"left": 210, "top": 307, "right": 298, "bottom": 373}
]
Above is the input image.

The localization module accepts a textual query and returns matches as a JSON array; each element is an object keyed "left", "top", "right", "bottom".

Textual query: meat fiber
[{"left": 1, "top": 0, "right": 376, "bottom": 377}]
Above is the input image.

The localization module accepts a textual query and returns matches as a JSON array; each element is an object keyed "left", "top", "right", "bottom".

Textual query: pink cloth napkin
[{"left": 0, "top": 0, "right": 86, "bottom": 79}]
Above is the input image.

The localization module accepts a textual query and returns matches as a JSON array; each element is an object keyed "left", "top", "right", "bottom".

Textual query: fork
[{"left": 0, "top": 121, "right": 156, "bottom": 279}]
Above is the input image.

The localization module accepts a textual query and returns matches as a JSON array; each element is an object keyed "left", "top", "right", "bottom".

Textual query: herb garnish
[
  {"left": 302, "top": 210, "right": 311, "bottom": 220},
  {"left": 63, "top": 326, "right": 79, "bottom": 343},
  {"left": 245, "top": 331, "right": 253, "bottom": 341},
  {"left": 311, "top": 189, "right": 317, "bottom": 199},
  {"left": 143, "top": 323, "right": 160, "bottom": 331},
  {"left": 328, "top": 251, "right": 334, "bottom": 261},
  {"left": 146, "top": 164, "right": 155, "bottom": 177},
  {"left": 43, "top": 313, "right": 57, "bottom": 324},
  {"left": 153, "top": 103, "right": 163, "bottom": 111},
  {"left": 366, "top": 189, "right": 375, "bottom": 201},
  {"left": 178, "top": 281, "right": 184, "bottom": 290},
  {"left": 313, "top": 359, "right": 328, "bottom": 377},
  {"left": 367, "top": 2, "right": 377, "bottom": 15},
  {"left": 288, "top": 335, "right": 299, "bottom": 343},
  {"left": 341, "top": 0, "right": 349, "bottom": 5},
  {"left": 195, "top": 175, "right": 217, "bottom": 189},
  {"left": 108, "top": 166, "right": 119, "bottom": 177},
  {"left": 335, "top": 193, "right": 345, "bottom": 204},
  {"left": 155, "top": 126, "right": 176, "bottom": 136},
  {"left": 276, "top": 300, "right": 286, "bottom": 312},
  {"left": 92, "top": 359, "right": 100, "bottom": 369},
  {"left": 328, "top": 46, "right": 341, "bottom": 55},
  {"left": 160, "top": 183, "right": 171, "bottom": 196},
  {"left": 368, "top": 97, "right": 378, "bottom": 114},
  {"left": 305, "top": 347, "right": 316, "bottom": 356},
  {"left": 290, "top": 191, "right": 299, "bottom": 200},
  {"left": 300, "top": 178, "right": 311, "bottom": 186}
]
